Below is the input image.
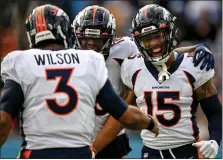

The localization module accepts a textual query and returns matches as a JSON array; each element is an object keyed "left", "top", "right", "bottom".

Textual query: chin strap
[{"left": 158, "top": 62, "right": 170, "bottom": 83}]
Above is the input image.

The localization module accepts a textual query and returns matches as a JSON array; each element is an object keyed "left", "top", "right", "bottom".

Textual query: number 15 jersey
[
  {"left": 1, "top": 48, "right": 108, "bottom": 149},
  {"left": 121, "top": 52, "right": 215, "bottom": 150}
]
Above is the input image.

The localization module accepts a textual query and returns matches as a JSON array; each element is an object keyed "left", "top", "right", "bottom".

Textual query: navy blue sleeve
[
  {"left": 200, "top": 95, "right": 222, "bottom": 146},
  {"left": 0, "top": 76, "right": 3, "bottom": 90},
  {"left": 0, "top": 79, "right": 24, "bottom": 118},
  {"left": 96, "top": 79, "right": 128, "bottom": 120}
]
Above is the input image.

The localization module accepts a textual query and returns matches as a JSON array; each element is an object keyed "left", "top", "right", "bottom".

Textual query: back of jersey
[{"left": 1, "top": 48, "right": 107, "bottom": 149}]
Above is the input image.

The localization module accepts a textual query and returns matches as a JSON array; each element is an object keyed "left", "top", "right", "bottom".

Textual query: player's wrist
[
  {"left": 210, "top": 140, "right": 219, "bottom": 147},
  {"left": 147, "top": 115, "right": 155, "bottom": 131}
]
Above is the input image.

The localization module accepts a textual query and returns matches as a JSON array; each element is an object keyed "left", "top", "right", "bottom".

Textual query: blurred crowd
[{"left": 0, "top": 0, "right": 222, "bottom": 151}]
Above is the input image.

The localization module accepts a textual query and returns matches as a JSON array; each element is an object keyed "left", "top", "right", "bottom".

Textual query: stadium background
[{"left": 0, "top": 0, "right": 222, "bottom": 158}]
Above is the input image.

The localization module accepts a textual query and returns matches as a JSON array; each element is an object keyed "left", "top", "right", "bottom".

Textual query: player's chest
[
  {"left": 133, "top": 69, "right": 194, "bottom": 98},
  {"left": 134, "top": 68, "right": 195, "bottom": 128}
]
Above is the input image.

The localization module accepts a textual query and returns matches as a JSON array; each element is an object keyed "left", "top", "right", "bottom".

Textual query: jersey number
[
  {"left": 45, "top": 68, "right": 78, "bottom": 116},
  {"left": 144, "top": 91, "right": 181, "bottom": 127}
]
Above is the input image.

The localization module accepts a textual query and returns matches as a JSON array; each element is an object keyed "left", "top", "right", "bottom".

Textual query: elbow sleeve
[
  {"left": 0, "top": 80, "right": 24, "bottom": 118},
  {"left": 97, "top": 79, "right": 128, "bottom": 120}
]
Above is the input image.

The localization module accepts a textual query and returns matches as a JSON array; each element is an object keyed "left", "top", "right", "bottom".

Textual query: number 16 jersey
[
  {"left": 1, "top": 48, "right": 108, "bottom": 149},
  {"left": 121, "top": 52, "right": 214, "bottom": 150}
]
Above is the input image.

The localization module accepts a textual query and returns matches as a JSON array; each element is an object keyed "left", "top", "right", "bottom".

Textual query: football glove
[
  {"left": 193, "top": 43, "right": 214, "bottom": 71},
  {"left": 192, "top": 140, "right": 219, "bottom": 159}
]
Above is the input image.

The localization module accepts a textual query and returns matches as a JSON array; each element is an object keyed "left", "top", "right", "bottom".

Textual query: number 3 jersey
[
  {"left": 1, "top": 49, "right": 108, "bottom": 149},
  {"left": 121, "top": 52, "right": 215, "bottom": 150},
  {"left": 94, "top": 36, "right": 140, "bottom": 138}
]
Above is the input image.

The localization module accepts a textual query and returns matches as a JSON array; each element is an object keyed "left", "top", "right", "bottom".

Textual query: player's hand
[
  {"left": 148, "top": 115, "right": 159, "bottom": 137},
  {"left": 139, "top": 107, "right": 159, "bottom": 137},
  {"left": 192, "top": 140, "right": 219, "bottom": 159},
  {"left": 193, "top": 43, "right": 214, "bottom": 71}
]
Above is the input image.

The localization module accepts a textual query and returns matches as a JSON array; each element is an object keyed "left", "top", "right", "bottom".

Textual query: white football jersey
[
  {"left": 94, "top": 36, "right": 140, "bottom": 138},
  {"left": 1, "top": 48, "right": 108, "bottom": 150},
  {"left": 121, "top": 52, "right": 215, "bottom": 150}
]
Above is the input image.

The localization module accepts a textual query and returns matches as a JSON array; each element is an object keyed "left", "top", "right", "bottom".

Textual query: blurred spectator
[
  {"left": 103, "top": 1, "right": 136, "bottom": 37},
  {"left": 69, "top": 0, "right": 98, "bottom": 19},
  {"left": 0, "top": 1, "right": 17, "bottom": 59},
  {"left": 184, "top": 1, "right": 221, "bottom": 25},
  {"left": 183, "top": 1, "right": 221, "bottom": 41}
]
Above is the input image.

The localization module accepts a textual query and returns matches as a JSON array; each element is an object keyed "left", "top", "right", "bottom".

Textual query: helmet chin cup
[
  {"left": 158, "top": 66, "right": 170, "bottom": 83},
  {"left": 150, "top": 54, "right": 170, "bottom": 66},
  {"left": 156, "top": 60, "right": 171, "bottom": 84}
]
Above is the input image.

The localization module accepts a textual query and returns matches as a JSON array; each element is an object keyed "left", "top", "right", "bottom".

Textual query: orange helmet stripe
[
  {"left": 35, "top": 8, "right": 39, "bottom": 32},
  {"left": 92, "top": 6, "right": 98, "bottom": 25},
  {"left": 35, "top": 5, "right": 47, "bottom": 32},
  {"left": 41, "top": 6, "right": 47, "bottom": 31},
  {"left": 144, "top": 7, "right": 147, "bottom": 18}
]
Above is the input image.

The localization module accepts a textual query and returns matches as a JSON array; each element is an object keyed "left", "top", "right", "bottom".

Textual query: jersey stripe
[
  {"left": 92, "top": 6, "right": 98, "bottom": 25},
  {"left": 20, "top": 107, "right": 27, "bottom": 149},
  {"left": 132, "top": 69, "right": 142, "bottom": 90},
  {"left": 112, "top": 58, "right": 124, "bottom": 66},
  {"left": 183, "top": 70, "right": 199, "bottom": 140}
]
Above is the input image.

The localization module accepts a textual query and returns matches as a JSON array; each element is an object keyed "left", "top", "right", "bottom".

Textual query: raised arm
[
  {"left": 175, "top": 43, "right": 214, "bottom": 71},
  {"left": 174, "top": 45, "right": 197, "bottom": 53}
]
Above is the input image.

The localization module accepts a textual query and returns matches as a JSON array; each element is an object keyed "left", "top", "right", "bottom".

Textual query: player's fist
[
  {"left": 192, "top": 140, "right": 219, "bottom": 159},
  {"left": 147, "top": 115, "right": 159, "bottom": 137}
]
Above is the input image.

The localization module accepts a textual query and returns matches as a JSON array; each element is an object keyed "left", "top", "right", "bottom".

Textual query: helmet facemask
[
  {"left": 131, "top": 4, "right": 178, "bottom": 83},
  {"left": 74, "top": 27, "right": 115, "bottom": 57},
  {"left": 131, "top": 21, "right": 178, "bottom": 83},
  {"left": 132, "top": 22, "right": 177, "bottom": 66}
]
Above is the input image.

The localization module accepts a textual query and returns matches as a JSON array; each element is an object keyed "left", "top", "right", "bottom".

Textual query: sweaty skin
[{"left": 195, "top": 79, "right": 217, "bottom": 101}]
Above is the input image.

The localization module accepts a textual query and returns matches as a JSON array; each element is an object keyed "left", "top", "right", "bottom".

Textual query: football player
[
  {"left": 72, "top": 5, "right": 215, "bottom": 158},
  {"left": 120, "top": 4, "right": 221, "bottom": 159},
  {"left": 72, "top": 5, "right": 140, "bottom": 158},
  {"left": 0, "top": 4, "right": 160, "bottom": 159}
]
